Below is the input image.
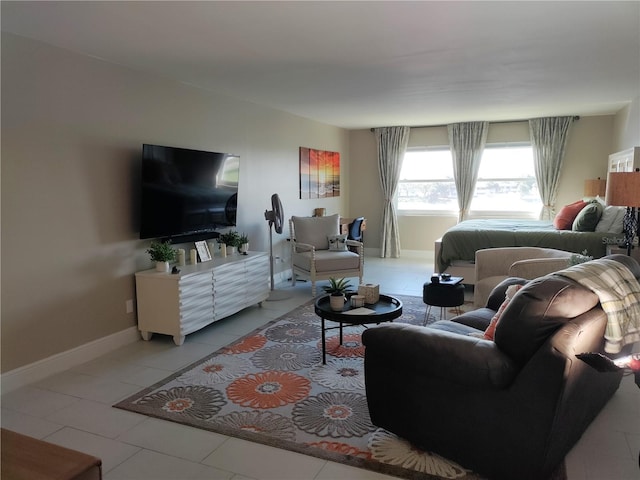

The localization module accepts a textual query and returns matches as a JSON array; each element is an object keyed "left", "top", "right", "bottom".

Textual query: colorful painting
[{"left": 299, "top": 147, "right": 340, "bottom": 199}]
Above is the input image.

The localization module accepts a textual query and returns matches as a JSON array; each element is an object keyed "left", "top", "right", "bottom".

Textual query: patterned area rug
[{"left": 114, "top": 295, "right": 562, "bottom": 480}]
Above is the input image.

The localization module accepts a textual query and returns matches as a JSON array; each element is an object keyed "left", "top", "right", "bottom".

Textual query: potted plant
[
  {"left": 219, "top": 230, "right": 241, "bottom": 255},
  {"left": 238, "top": 233, "right": 249, "bottom": 254},
  {"left": 323, "top": 277, "right": 353, "bottom": 311},
  {"left": 147, "top": 240, "right": 176, "bottom": 272}
]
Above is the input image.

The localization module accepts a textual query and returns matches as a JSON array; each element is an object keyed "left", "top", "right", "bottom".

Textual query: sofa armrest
[
  {"left": 346, "top": 239, "right": 363, "bottom": 253},
  {"left": 475, "top": 249, "right": 520, "bottom": 282},
  {"left": 509, "top": 258, "right": 569, "bottom": 280},
  {"left": 292, "top": 241, "right": 314, "bottom": 253},
  {"left": 362, "top": 323, "right": 518, "bottom": 388}
]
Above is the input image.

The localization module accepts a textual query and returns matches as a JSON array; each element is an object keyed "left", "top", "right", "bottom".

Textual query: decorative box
[
  {"left": 358, "top": 283, "right": 380, "bottom": 304},
  {"left": 350, "top": 295, "right": 365, "bottom": 308}
]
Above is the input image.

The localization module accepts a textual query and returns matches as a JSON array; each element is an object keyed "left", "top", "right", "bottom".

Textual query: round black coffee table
[{"left": 314, "top": 294, "right": 403, "bottom": 364}]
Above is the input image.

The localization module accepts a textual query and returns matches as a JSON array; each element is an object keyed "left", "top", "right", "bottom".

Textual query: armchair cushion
[
  {"left": 292, "top": 249, "right": 360, "bottom": 273},
  {"left": 291, "top": 214, "right": 340, "bottom": 250},
  {"left": 328, "top": 234, "right": 348, "bottom": 251}
]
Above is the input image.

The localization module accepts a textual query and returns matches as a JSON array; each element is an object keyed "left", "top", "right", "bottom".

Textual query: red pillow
[
  {"left": 484, "top": 284, "right": 523, "bottom": 341},
  {"left": 553, "top": 200, "right": 587, "bottom": 230}
]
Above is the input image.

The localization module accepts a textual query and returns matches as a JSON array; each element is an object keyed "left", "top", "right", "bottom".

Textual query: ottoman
[{"left": 423, "top": 278, "right": 465, "bottom": 323}]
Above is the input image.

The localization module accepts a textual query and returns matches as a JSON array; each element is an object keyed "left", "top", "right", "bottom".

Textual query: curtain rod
[{"left": 369, "top": 116, "right": 580, "bottom": 132}]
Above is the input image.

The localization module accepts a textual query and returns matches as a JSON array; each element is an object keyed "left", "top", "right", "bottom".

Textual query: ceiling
[{"left": 2, "top": 1, "right": 639, "bottom": 129}]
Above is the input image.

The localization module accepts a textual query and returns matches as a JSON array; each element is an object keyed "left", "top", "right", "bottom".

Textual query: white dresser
[{"left": 135, "top": 251, "right": 269, "bottom": 345}]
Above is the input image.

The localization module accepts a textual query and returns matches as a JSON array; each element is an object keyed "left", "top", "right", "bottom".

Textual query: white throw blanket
[{"left": 555, "top": 259, "right": 640, "bottom": 353}]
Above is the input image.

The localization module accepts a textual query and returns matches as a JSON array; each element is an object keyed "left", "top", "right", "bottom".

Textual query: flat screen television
[{"left": 140, "top": 144, "right": 239, "bottom": 241}]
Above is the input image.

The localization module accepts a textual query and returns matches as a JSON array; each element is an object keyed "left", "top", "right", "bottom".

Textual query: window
[
  {"left": 470, "top": 144, "right": 540, "bottom": 214},
  {"left": 398, "top": 148, "right": 456, "bottom": 212},
  {"left": 397, "top": 144, "right": 541, "bottom": 215}
]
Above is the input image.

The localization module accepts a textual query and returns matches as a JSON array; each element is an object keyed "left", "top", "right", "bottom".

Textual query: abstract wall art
[{"left": 299, "top": 147, "right": 340, "bottom": 199}]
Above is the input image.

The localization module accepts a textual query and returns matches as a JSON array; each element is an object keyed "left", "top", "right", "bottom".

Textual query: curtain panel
[
  {"left": 374, "top": 126, "right": 410, "bottom": 258},
  {"left": 529, "top": 116, "right": 575, "bottom": 220},
  {"left": 447, "top": 122, "right": 489, "bottom": 222}
]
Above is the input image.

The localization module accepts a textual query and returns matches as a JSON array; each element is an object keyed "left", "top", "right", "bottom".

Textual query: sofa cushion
[
  {"left": 494, "top": 276, "right": 600, "bottom": 365},
  {"left": 292, "top": 249, "right": 360, "bottom": 273},
  {"left": 328, "top": 234, "right": 348, "bottom": 251},
  {"left": 484, "top": 284, "right": 523, "bottom": 340},
  {"left": 450, "top": 307, "right": 496, "bottom": 331},
  {"left": 292, "top": 214, "right": 340, "bottom": 250},
  {"left": 572, "top": 201, "right": 603, "bottom": 232},
  {"left": 553, "top": 200, "right": 587, "bottom": 230}
]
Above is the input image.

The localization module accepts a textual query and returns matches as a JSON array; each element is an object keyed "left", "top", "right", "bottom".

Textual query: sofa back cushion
[
  {"left": 494, "top": 276, "right": 599, "bottom": 365},
  {"left": 292, "top": 214, "right": 340, "bottom": 250}
]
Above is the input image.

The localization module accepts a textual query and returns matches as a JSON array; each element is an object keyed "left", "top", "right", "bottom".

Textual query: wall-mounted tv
[{"left": 140, "top": 144, "right": 239, "bottom": 241}]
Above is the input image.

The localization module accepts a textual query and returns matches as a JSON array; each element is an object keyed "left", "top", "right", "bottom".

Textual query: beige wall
[
  {"left": 1, "top": 33, "right": 349, "bottom": 372},
  {"left": 349, "top": 115, "right": 620, "bottom": 252},
  {"left": 3, "top": 31, "right": 638, "bottom": 374}
]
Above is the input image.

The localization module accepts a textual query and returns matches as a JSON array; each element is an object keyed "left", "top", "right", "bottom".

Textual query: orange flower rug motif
[{"left": 114, "top": 295, "right": 564, "bottom": 480}]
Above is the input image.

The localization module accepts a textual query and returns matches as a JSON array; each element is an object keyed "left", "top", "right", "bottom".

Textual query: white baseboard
[{"left": 1, "top": 327, "right": 140, "bottom": 393}]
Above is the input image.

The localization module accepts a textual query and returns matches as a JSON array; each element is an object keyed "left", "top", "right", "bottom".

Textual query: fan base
[{"left": 266, "top": 289, "right": 292, "bottom": 301}]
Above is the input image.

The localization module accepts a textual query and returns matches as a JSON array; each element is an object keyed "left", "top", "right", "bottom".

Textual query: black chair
[{"left": 347, "top": 217, "right": 365, "bottom": 242}]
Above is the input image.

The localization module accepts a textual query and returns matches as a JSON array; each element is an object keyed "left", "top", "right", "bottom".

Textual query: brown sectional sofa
[{"left": 362, "top": 254, "right": 639, "bottom": 480}]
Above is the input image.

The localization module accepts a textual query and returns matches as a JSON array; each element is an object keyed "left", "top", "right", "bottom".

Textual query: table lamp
[
  {"left": 584, "top": 177, "right": 606, "bottom": 197},
  {"left": 605, "top": 169, "right": 640, "bottom": 256}
]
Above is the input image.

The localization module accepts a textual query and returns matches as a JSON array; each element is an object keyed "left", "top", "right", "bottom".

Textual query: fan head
[{"left": 265, "top": 193, "right": 284, "bottom": 234}]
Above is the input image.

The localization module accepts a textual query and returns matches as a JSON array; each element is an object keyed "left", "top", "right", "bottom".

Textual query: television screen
[{"left": 140, "top": 144, "right": 239, "bottom": 240}]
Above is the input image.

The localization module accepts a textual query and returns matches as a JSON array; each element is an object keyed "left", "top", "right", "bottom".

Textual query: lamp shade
[
  {"left": 605, "top": 171, "right": 640, "bottom": 207},
  {"left": 584, "top": 178, "right": 606, "bottom": 197}
]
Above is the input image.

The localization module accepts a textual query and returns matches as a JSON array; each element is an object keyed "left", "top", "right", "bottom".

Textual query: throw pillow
[
  {"left": 572, "top": 201, "right": 604, "bottom": 232},
  {"left": 483, "top": 284, "right": 523, "bottom": 341},
  {"left": 328, "top": 234, "right": 348, "bottom": 251},
  {"left": 595, "top": 205, "right": 626, "bottom": 234},
  {"left": 553, "top": 200, "right": 587, "bottom": 230}
]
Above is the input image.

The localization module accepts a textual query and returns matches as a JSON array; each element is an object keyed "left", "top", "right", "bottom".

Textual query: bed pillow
[
  {"left": 553, "top": 200, "right": 587, "bottom": 230},
  {"left": 595, "top": 206, "right": 626, "bottom": 234},
  {"left": 572, "top": 201, "right": 603, "bottom": 232}
]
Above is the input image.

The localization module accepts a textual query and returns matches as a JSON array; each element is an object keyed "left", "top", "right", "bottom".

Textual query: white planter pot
[
  {"left": 330, "top": 294, "right": 346, "bottom": 311},
  {"left": 239, "top": 243, "right": 249, "bottom": 254},
  {"left": 226, "top": 246, "right": 237, "bottom": 256},
  {"left": 155, "top": 261, "right": 170, "bottom": 273}
]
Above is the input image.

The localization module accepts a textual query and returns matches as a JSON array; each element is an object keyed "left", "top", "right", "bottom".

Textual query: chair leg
[
  {"left": 311, "top": 280, "right": 316, "bottom": 297},
  {"left": 423, "top": 306, "right": 431, "bottom": 325}
]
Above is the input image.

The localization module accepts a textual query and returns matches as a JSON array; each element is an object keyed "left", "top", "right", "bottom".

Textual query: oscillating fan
[{"left": 264, "top": 193, "right": 290, "bottom": 301}]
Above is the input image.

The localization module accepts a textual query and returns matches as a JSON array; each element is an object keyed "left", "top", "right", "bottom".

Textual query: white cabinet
[
  {"left": 608, "top": 147, "right": 640, "bottom": 173},
  {"left": 135, "top": 252, "right": 269, "bottom": 345}
]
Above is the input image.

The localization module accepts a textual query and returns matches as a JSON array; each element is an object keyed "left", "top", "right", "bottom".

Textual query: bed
[{"left": 435, "top": 219, "right": 619, "bottom": 283}]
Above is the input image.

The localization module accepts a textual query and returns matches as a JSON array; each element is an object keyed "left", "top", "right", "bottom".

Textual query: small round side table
[{"left": 422, "top": 278, "right": 465, "bottom": 323}]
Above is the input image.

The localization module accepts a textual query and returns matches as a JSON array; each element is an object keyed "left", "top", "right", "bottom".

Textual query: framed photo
[{"left": 195, "top": 241, "right": 212, "bottom": 262}]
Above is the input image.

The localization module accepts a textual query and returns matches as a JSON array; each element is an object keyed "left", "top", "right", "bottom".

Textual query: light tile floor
[{"left": 2, "top": 253, "right": 639, "bottom": 479}]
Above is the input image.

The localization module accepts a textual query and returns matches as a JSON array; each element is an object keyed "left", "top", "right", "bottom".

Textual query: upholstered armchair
[
  {"left": 290, "top": 214, "right": 364, "bottom": 296},
  {"left": 474, "top": 246, "right": 573, "bottom": 308}
]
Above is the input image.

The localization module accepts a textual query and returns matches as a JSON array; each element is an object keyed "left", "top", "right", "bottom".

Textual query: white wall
[
  {"left": 1, "top": 33, "right": 349, "bottom": 372},
  {"left": 613, "top": 95, "right": 640, "bottom": 151}
]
